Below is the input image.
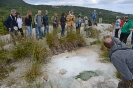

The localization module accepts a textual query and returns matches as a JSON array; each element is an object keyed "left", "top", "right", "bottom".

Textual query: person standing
[
  {"left": 34, "top": 10, "right": 43, "bottom": 40},
  {"left": 120, "top": 16, "right": 133, "bottom": 44},
  {"left": 25, "top": 10, "right": 32, "bottom": 38},
  {"left": 114, "top": 16, "right": 121, "bottom": 38},
  {"left": 66, "top": 11, "right": 76, "bottom": 33},
  {"left": 103, "top": 37, "right": 133, "bottom": 88},
  {"left": 16, "top": 12, "right": 24, "bottom": 39},
  {"left": 43, "top": 10, "right": 49, "bottom": 37},
  {"left": 98, "top": 12, "right": 103, "bottom": 23},
  {"left": 91, "top": 10, "right": 97, "bottom": 24},
  {"left": 3, "top": 9, "right": 18, "bottom": 45},
  {"left": 75, "top": 14, "right": 83, "bottom": 34},
  {"left": 84, "top": 16, "right": 92, "bottom": 38},
  {"left": 60, "top": 13, "right": 66, "bottom": 37},
  {"left": 51, "top": 12, "right": 58, "bottom": 30}
]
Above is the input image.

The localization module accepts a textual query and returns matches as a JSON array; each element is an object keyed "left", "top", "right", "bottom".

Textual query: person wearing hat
[
  {"left": 103, "top": 37, "right": 133, "bottom": 88},
  {"left": 75, "top": 14, "right": 83, "bottom": 34},
  {"left": 120, "top": 16, "right": 133, "bottom": 44},
  {"left": 114, "top": 16, "right": 121, "bottom": 38},
  {"left": 3, "top": 9, "right": 18, "bottom": 45}
]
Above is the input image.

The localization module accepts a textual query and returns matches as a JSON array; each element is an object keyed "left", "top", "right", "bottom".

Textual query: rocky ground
[{"left": 0, "top": 23, "right": 132, "bottom": 88}]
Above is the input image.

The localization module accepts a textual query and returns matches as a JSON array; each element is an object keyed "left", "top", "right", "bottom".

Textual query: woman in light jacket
[{"left": 16, "top": 12, "right": 24, "bottom": 39}]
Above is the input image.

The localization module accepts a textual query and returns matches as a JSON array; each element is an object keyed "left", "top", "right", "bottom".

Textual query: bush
[
  {"left": 11, "top": 39, "right": 34, "bottom": 60},
  {"left": 46, "top": 30, "right": 86, "bottom": 54}
]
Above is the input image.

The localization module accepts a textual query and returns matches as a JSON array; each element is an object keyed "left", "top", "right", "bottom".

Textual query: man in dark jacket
[
  {"left": 4, "top": 9, "right": 18, "bottom": 45},
  {"left": 43, "top": 10, "right": 49, "bottom": 37},
  {"left": 104, "top": 37, "right": 133, "bottom": 88}
]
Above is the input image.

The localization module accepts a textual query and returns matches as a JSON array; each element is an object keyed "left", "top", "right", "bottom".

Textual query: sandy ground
[{"left": 0, "top": 23, "right": 130, "bottom": 88}]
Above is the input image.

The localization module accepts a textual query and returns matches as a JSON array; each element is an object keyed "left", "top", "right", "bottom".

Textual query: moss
[{"left": 116, "top": 71, "right": 122, "bottom": 79}]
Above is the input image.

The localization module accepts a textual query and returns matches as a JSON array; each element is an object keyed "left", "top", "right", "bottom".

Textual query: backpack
[
  {"left": 88, "top": 20, "right": 92, "bottom": 26},
  {"left": 120, "top": 20, "right": 124, "bottom": 27}
]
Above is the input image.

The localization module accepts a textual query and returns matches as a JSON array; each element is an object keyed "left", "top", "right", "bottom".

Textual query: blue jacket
[
  {"left": 43, "top": 14, "right": 49, "bottom": 26},
  {"left": 91, "top": 12, "right": 97, "bottom": 19},
  {"left": 3, "top": 15, "right": 18, "bottom": 32},
  {"left": 109, "top": 37, "right": 133, "bottom": 80},
  {"left": 75, "top": 18, "right": 83, "bottom": 27}
]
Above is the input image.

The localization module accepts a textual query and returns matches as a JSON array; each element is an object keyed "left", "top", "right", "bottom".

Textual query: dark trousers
[
  {"left": 76, "top": 27, "right": 80, "bottom": 34},
  {"left": 120, "top": 33, "right": 130, "bottom": 44},
  {"left": 61, "top": 25, "right": 65, "bottom": 36},
  {"left": 18, "top": 28, "right": 24, "bottom": 37},
  {"left": 131, "top": 32, "right": 133, "bottom": 49},
  {"left": 114, "top": 29, "right": 120, "bottom": 38}
]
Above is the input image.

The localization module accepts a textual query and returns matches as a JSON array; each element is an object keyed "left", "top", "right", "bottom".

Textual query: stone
[
  {"left": 59, "top": 69, "right": 67, "bottom": 75},
  {"left": 43, "top": 74, "right": 48, "bottom": 81}
]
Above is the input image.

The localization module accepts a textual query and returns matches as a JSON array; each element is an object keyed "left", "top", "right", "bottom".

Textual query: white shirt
[{"left": 17, "top": 18, "right": 23, "bottom": 29}]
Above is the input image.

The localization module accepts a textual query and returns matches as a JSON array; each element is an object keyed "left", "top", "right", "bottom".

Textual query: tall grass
[
  {"left": 89, "top": 27, "right": 101, "bottom": 39},
  {"left": 100, "top": 43, "right": 110, "bottom": 62},
  {"left": 46, "top": 30, "right": 86, "bottom": 54},
  {"left": 90, "top": 39, "right": 110, "bottom": 62},
  {"left": 25, "top": 62, "right": 41, "bottom": 83},
  {"left": 11, "top": 39, "right": 34, "bottom": 60},
  {"left": 24, "top": 40, "right": 48, "bottom": 83}
]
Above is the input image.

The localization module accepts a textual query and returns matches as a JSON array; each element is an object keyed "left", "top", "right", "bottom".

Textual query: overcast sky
[{"left": 23, "top": 0, "right": 133, "bottom": 14}]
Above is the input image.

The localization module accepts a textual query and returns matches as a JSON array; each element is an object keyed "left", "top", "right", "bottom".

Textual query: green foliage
[
  {"left": 46, "top": 30, "right": 86, "bottom": 54},
  {"left": 100, "top": 44, "right": 110, "bottom": 62},
  {"left": 116, "top": 71, "right": 122, "bottom": 79},
  {"left": 46, "top": 31, "right": 59, "bottom": 48},
  {"left": 11, "top": 39, "right": 34, "bottom": 60},
  {"left": 89, "top": 27, "right": 101, "bottom": 39},
  {"left": 32, "top": 42, "right": 48, "bottom": 62},
  {"left": 90, "top": 39, "right": 102, "bottom": 45}
]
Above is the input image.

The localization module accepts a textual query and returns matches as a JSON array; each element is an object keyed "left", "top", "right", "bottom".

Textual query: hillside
[{"left": 0, "top": 0, "right": 133, "bottom": 24}]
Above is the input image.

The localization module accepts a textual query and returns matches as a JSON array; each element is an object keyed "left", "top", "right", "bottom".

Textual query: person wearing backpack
[
  {"left": 120, "top": 16, "right": 133, "bottom": 44},
  {"left": 3, "top": 9, "right": 18, "bottom": 45},
  {"left": 43, "top": 10, "right": 49, "bottom": 37},
  {"left": 114, "top": 16, "right": 121, "bottom": 38},
  {"left": 25, "top": 10, "right": 32, "bottom": 39},
  {"left": 84, "top": 16, "right": 92, "bottom": 38},
  {"left": 51, "top": 12, "right": 58, "bottom": 31},
  {"left": 34, "top": 10, "right": 43, "bottom": 40},
  {"left": 75, "top": 14, "right": 83, "bottom": 34},
  {"left": 60, "top": 13, "right": 66, "bottom": 37},
  {"left": 16, "top": 12, "right": 24, "bottom": 39}
]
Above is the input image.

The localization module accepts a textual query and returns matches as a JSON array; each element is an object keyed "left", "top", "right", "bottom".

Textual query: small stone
[
  {"left": 66, "top": 56, "right": 69, "bottom": 58},
  {"left": 43, "top": 74, "right": 48, "bottom": 81},
  {"left": 59, "top": 69, "right": 67, "bottom": 75}
]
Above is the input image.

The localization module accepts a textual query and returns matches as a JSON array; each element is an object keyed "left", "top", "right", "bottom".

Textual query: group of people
[
  {"left": 3, "top": 9, "right": 102, "bottom": 45},
  {"left": 104, "top": 16, "right": 133, "bottom": 88},
  {"left": 114, "top": 15, "right": 133, "bottom": 49},
  {"left": 3, "top": 9, "right": 133, "bottom": 88}
]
